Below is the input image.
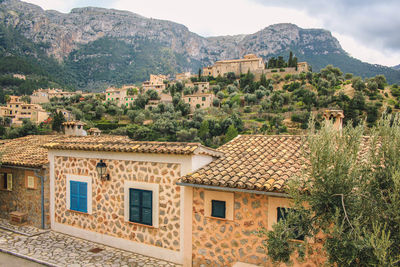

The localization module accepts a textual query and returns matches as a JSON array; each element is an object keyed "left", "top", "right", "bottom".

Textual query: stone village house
[
  {"left": 0, "top": 135, "right": 65, "bottom": 229},
  {"left": 0, "top": 111, "right": 343, "bottom": 266},
  {"left": 43, "top": 136, "right": 222, "bottom": 266}
]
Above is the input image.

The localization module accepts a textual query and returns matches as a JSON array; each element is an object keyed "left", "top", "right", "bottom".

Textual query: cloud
[
  {"left": 113, "top": 0, "right": 321, "bottom": 37},
  {"left": 251, "top": 0, "right": 400, "bottom": 52}
]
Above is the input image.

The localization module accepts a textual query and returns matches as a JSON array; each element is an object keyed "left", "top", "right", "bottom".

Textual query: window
[
  {"left": 211, "top": 200, "right": 226, "bottom": 218},
  {"left": 204, "top": 190, "right": 233, "bottom": 220},
  {"left": 124, "top": 181, "right": 159, "bottom": 227},
  {"left": 1, "top": 173, "right": 12, "bottom": 191},
  {"left": 129, "top": 189, "right": 152, "bottom": 225},
  {"left": 202, "top": 97, "right": 206, "bottom": 101},
  {"left": 27, "top": 176, "right": 35, "bottom": 189},
  {"left": 66, "top": 175, "right": 92, "bottom": 214},
  {"left": 70, "top": 181, "right": 87, "bottom": 213}
]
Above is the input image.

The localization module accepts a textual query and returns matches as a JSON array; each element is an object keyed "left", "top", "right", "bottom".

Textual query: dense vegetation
[
  {"left": 2, "top": 61, "right": 395, "bottom": 148},
  {"left": 263, "top": 116, "right": 400, "bottom": 266}
]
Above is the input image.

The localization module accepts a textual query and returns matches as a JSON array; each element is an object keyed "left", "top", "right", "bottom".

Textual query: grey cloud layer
[{"left": 252, "top": 0, "right": 400, "bottom": 51}]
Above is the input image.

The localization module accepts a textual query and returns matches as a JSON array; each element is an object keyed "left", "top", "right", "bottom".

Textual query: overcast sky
[{"left": 24, "top": 0, "right": 400, "bottom": 67}]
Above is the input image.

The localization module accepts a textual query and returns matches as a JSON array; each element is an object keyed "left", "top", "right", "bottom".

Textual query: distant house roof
[
  {"left": 180, "top": 135, "right": 306, "bottom": 193},
  {"left": 0, "top": 135, "right": 64, "bottom": 168},
  {"left": 43, "top": 135, "right": 223, "bottom": 157}
]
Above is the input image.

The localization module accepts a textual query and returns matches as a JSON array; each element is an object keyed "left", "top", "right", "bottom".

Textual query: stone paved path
[
  {"left": 0, "top": 228, "right": 181, "bottom": 267},
  {"left": 0, "top": 218, "right": 49, "bottom": 237}
]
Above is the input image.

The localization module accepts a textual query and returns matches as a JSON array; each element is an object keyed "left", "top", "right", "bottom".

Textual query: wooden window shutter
[
  {"left": 27, "top": 176, "right": 35, "bottom": 189},
  {"left": 7, "top": 173, "right": 12, "bottom": 191}
]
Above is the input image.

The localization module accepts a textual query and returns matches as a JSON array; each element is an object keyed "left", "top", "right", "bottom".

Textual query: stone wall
[
  {"left": 0, "top": 167, "right": 50, "bottom": 229},
  {"left": 192, "top": 188, "right": 324, "bottom": 266},
  {"left": 54, "top": 156, "right": 182, "bottom": 252}
]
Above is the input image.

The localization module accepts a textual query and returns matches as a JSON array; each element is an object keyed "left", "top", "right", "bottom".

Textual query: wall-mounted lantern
[{"left": 96, "top": 160, "right": 110, "bottom": 181}]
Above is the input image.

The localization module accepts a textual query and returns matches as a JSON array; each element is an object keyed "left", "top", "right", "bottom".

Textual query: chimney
[
  {"left": 63, "top": 121, "right": 87, "bottom": 136},
  {"left": 87, "top": 127, "right": 101, "bottom": 136},
  {"left": 323, "top": 109, "right": 344, "bottom": 131}
]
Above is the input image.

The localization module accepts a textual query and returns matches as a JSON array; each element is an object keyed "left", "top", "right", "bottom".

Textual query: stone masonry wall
[
  {"left": 0, "top": 167, "right": 50, "bottom": 229},
  {"left": 192, "top": 188, "right": 324, "bottom": 266},
  {"left": 54, "top": 156, "right": 181, "bottom": 251}
]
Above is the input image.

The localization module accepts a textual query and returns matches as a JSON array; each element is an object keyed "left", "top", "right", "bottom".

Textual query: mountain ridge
[{"left": 1, "top": 0, "right": 400, "bottom": 88}]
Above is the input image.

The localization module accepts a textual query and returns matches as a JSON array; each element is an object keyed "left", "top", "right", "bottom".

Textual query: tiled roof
[
  {"left": 180, "top": 135, "right": 307, "bottom": 193},
  {"left": 43, "top": 135, "right": 223, "bottom": 157},
  {"left": 0, "top": 135, "right": 64, "bottom": 168}
]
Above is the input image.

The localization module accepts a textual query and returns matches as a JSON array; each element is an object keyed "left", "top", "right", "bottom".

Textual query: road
[{"left": 0, "top": 252, "right": 44, "bottom": 266}]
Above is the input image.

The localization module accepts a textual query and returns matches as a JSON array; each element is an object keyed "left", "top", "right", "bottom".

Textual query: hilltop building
[
  {"left": 202, "top": 54, "right": 265, "bottom": 77},
  {"left": 105, "top": 85, "right": 138, "bottom": 107},
  {"left": 203, "top": 54, "right": 310, "bottom": 80},
  {"left": 31, "top": 89, "right": 83, "bottom": 104},
  {"left": 175, "top": 72, "right": 192, "bottom": 81},
  {"left": 0, "top": 96, "right": 49, "bottom": 125},
  {"left": 183, "top": 93, "right": 215, "bottom": 111},
  {"left": 56, "top": 109, "right": 75, "bottom": 121},
  {"left": 142, "top": 74, "right": 168, "bottom": 93}
]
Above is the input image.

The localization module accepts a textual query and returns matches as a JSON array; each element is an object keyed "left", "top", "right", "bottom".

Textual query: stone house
[
  {"left": 202, "top": 54, "right": 265, "bottom": 77},
  {"left": 43, "top": 136, "right": 222, "bottom": 266},
  {"left": 105, "top": 86, "right": 138, "bottom": 107},
  {"left": 31, "top": 89, "right": 83, "bottom": 104},
  {"left": 56, "top": 109, "right": 75, "bottom": 121},
  {"left": 179, "top": 134, "right": 325, "bottom": 266},
  {"left": 0, "top": 135, "right": 64, "bottom": 229},
  {"left": 175, "top": 72, "right": 192, "bottom": 81},
  {"left": 142, "top": 74, "right": 168, "bottom": 94},
  {"left": 183, "top": 93, "right": 215, "bottom": 112},
  {"left": 0, "top": 96, "right": 49, "bottom": 125}
]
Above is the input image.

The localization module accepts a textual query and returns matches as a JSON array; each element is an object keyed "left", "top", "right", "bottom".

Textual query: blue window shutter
[
  {"left": 70, "top": 181, "right": 79, "bottom": 211},
  {"left": 79, "top": 182, "right": 87, "bottom": 213},
  {"left": 70, "top": 181, "right": 88, "bottom": 213}
]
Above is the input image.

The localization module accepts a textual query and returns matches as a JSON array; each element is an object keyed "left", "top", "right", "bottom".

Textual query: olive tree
[{"left": 263, "top": 116, "right": 400, "bottom": 266}]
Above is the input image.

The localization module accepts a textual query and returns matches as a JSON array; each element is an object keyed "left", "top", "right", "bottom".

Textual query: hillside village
[{"left": 0, "top": 52, "right": 399, "bottom": 267}]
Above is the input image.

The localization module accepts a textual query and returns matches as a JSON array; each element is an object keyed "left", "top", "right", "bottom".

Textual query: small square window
[
  {"left": 211, "top": 200, "right": 226, "bottom": 218},
  {"left": 27, "top": 176, "right": 35, "bottom": 189}
]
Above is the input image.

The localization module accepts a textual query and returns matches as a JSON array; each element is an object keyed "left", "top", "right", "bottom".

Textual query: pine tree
[
  {"left": 288, "top": 51, "right": 293, "bottom": 67},
  {"left": 52, "top": 111, "right": 65, "bottom": 132},
  {"left": 260, "top": 73, "right": 267, "bottom": 87},
  {"left": 224, "top": 124, "right": 238, "bottom": 143}
]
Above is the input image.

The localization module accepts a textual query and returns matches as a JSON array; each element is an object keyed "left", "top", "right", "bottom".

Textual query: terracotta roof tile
[
  {"left": 0, "top": 135, "right": 64, "bottom": 168},
  {"left": 180, "top": 135, "right": 307, "bottom": 193},
  {"left": 43, "top": 135, "right": 222, "bottom": 157}
]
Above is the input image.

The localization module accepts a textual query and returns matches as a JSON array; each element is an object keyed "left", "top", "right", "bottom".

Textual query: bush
[
  {"left": 271, "top": 69, "right": 278, "bottom": 73},
  {"left": 279, "top": 68, "right": 286, "bottom": 72}
]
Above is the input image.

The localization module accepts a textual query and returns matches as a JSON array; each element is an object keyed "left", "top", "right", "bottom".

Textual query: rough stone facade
[
  {"left": 0, "top": 167, "right": 50, "bottom": 229},
  {"left": 192, "top": 188, "right": 324, "bottom": 266},
  {"left": 54, "top": 156, "right": 181, "bottom": 251}
]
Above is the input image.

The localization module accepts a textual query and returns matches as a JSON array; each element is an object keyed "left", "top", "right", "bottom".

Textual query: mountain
[
  {"left": 392, "top": 64, "right": 400, "bottom": 71},
  {"left": 1, "top": 0, "right": 400, "bottom": 90}
]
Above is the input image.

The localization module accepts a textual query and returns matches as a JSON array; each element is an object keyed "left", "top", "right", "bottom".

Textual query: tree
[
  {"left": 224, "top": 124, "right": 238, "bottom": 143},
  {"left": 20, "top": 95, "right": 31, "bottom": 103},
  {"left": 288, "top": 51, "right": 293, "bottom": 67},
  {"left": 52, "top": 111, "right": 65, "bottom": 132},
  {"left": 264, "top": 116, "right": 400, "bottom": 266}
]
